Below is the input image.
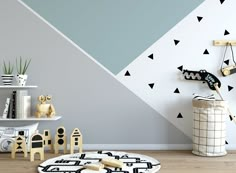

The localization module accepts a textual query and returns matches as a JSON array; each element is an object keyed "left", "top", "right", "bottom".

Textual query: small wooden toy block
[
  {"left": 43, "top": 129, "right": 53, "bottom": 152},
  {"left": 83, "top": 163, "right": 104, "bottom": 171},
  {"left": 70, "top": 128, "right": 83, "bottom": 154},
  {"left": 35, "top": 95, "right": 56, "bottom": 118},
  {"left": 101, "top": 158, "right": 124, "bottom": 168},
  {"left": 54, "top": 126, "right": 67, "bottom": 154},
  {"left": 30, "top": 130, "right": 44, "bottom": 162},
  {"left": 11, "top": 135, "right": 27, "bottom": 159}
]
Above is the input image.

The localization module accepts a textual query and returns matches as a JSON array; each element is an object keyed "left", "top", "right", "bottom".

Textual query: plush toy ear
[
  {"left": 38, "top": 95, "right": 46, "bottom": 102},
  {"left": 46, "top": 95, "right": 52, "bottom": 101}
]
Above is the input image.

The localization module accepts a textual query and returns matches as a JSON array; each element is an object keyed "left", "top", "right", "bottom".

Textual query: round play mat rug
[{"left": 38, "top": 151, "right": 161, "bottom": 173}]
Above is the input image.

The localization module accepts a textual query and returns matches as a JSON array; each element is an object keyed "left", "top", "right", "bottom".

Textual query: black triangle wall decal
[
  {"left": 177, "top": 65, "right": 183, "bottom": 71},
  {"left": 224, "top": 59, "right": 229, "bottom": 65},
  {"left": 228, "top": 85, "right": 233, "bottom": 91},
  {"left": 124, "top": 71, "right": 130, "bottom": 76},
  {"left": 148, "top": 54, "right": 154, "bottom": 60},
  {"left": 229, "top": 115, "right": 233, "bottom": 121},
  {"left": 174, "top": 40, "right": 180, "bottom": 45},
  {"left": 197, "top": 16, "right": 203, "bottom": 22},
  {"left": 220, "top": 0, "right": 225, "bottom": 4},
  {"left": 225, "top": 140, "right": 228, "bottom": 144},
  {"left": 224, "top": 29, "right": 230, "bottom": 36},
  {"left": 174, "top": 88, "right": 180, "bottom": 93},
  {"left": 203, "top": 49, "right": 209, "bottom": 55},
  {"left": 148, "top": 83, "right": 155, "bottom": 89},
  {"left": 177, "top": 113, "right": 183, "bottom": 118}
]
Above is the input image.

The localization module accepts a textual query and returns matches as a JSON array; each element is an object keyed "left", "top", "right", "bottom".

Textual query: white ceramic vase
[
  {"left": 1, "top": 74, "right": 14, "bottom": 85},
  {"left": 15, "top": 74, "right": 28, "bottom": 86}
]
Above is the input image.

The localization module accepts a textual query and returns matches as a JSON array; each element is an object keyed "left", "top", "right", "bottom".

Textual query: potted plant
[
  {"left": 1, "top": 60, "right": 14, "bottom": 85},
  {"left": 15, "top": 57, "right": 31, "bottom": 86}
]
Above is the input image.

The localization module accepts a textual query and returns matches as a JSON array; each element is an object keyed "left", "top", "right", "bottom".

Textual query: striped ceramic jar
[{"left": 1, "top": 74, "right": 14, "bottom": 85}]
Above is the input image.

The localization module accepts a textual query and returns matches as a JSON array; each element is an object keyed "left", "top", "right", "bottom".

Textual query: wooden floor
[{"left": 0, "top": 150, "right": 236, "bottom": 173}]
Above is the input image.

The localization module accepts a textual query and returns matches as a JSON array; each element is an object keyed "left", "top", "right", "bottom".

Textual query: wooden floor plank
[{"left": 0, "top": 150, "right": 236, "bottom": 173}]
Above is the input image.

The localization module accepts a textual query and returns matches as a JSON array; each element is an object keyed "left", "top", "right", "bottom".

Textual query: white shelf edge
[
  {"left": 0, "top": 116, "right": 61, "bottom": 121},
  {"left": 0, "top": 85, "right": 38, "bottom": 89}
]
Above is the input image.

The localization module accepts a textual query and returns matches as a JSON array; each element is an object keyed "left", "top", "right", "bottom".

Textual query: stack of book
[{"left": 2, "top": 90, "right": 31, "bottom": 119}]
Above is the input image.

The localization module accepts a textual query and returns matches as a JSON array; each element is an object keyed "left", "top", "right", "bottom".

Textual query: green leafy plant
[
  {"left": 16, "top": 57, "right": 31, "bottom": 75},
  {"left": 2, "top": 60, "right": 14, "bottom": 74}
]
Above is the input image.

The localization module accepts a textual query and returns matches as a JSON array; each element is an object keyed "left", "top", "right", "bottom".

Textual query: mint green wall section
[{"left": 22, "top": 0, "right": 204, "bottom": 74}]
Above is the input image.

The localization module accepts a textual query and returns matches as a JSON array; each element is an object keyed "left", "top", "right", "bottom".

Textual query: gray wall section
[
  {"left": 0, "top": 0, "right": 191, "bottom": 145},
  {"left": 22, "top": 0, "right": 204, "bottom": 74}
]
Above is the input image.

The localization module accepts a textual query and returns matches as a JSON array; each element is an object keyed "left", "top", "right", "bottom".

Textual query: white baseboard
[
  {"left": 80, "top": 144, "right": 193, "bottom": 150},
  {"left": 48, "top": 144, "right": 236, "bottom": 151},
  {"left": 78, "top": 144, "right": 236, "bottom": 150}
]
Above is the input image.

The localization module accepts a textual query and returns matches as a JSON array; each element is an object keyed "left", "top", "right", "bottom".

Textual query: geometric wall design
[
  {"left": 117, "top": 0, "right": 236, "bottom": 146},
  {"left": 22, "top": 0, "right": 203, "bottom": 74},
  {"left": 0, "top": 0, "right": 193, "bottom": 147}
]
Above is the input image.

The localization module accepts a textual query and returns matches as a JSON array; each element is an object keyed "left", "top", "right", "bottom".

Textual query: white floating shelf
[
  {"left": 0, "top": 116, "right": 61, "bottom": 121},
  {"left": 0, "top": 85, "right": 38, "bottom": 89}
]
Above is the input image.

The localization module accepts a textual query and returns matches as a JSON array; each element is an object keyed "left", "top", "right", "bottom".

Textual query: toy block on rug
[
  {"left": 11, "top": 135, "right": 27, "bottom": 159},
  {"left": 30, "top": 130, "right": 44, "bottom": 162},
  {"left": 54, "top": 126, "right": 67, "bottom": 154},
  {"left": 101, "top": 158, "right": 124, "bottom": 168},
  {"left": 70, "top": 128, "right": 83, "bottom": 154},
  {"left": 43, "top": 129, "right": 53, "bottom": 152},
  {"left": 83, "top": 163, "right": 104, "bottom": 171}
]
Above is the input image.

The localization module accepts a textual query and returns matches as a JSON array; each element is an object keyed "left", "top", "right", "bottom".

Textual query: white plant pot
[
  {"left": 1, "top": 74, "right": 14, "bottom": 85},
  {"left": 15, "top": 74, "right": 28, "bottom": 86}
]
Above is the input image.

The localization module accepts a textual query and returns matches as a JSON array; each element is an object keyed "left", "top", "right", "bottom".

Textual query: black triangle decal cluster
[
  {"left": 174, "top": 40, "right": 180, "bottom": 46},
  {"left": 220, "top": 0, "right": 225, "bottom": 4},
  {"left": 124, "top": 71, "right": 130, "bottom": 76},
  {"left": 197, "top": 16, "right": 203, "bottom": 22},
  {"left": 228, "top": 85, "right": 233, "bottom": 91},
  {"left": 148, "top": 54, "right": 154, "bottom": 60},
  {"left": 224, "top": 59, "right": 229, "bottom": 65},
  {"left": 177, "top": 113, "right": 183, "bottom": 118},
  {"left": 148, "top": 83, "right": 155, "bottom": 89},
  {"left": 177, "top": 65, "right": 183, "bottom": 71},
  {"left": 224, "top": 29, "right": 230, "bottom": 36},
  {"left": 203, "top": 49, "right": 209, "bottom": 55},
  {"left": 174, "top": 88, "right": 180, "bottom": 93}
]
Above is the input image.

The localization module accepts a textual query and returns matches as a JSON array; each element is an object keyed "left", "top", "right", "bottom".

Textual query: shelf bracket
[{"left": 213, "top": 40, "right": 236, "bottom": 46}]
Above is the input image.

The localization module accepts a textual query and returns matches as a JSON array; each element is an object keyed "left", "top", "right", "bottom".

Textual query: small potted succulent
[
  {"left": 1, "top": 60, "right": 14, "bottom": 85},
  {"left": 15, "top": 57, "right": 31, "bottom": 86}
]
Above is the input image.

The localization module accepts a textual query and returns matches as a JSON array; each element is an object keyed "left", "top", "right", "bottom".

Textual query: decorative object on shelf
[
  {"left": 38, "top": 151, "right": 161, "bottom": 173},
  {"left": 0, "top": 123, "right": 38, "bottom": 152},
  {"left": 30, "top": 130, "right": 44, "bottom": 162},
  {"left": 70, "top": 128, "right": 83, "bottom": 154},
  {"left": 35, "top": 95, "right": 56, "bottom": 118},
  {"left": 2, "top": 97, "right": 11, "bottom": 119},
  {"left": 54, "top": 126, "right": 67, "bottom": 154},
  {"left": 1, "top": 60, "right": 14, "bottom": 85},
  {"left": 15, "top": 57, "right": 31, "bottom": 86},
  {"left": 11, "top": 135, "right": 27, "bottom": 159},
  {"left": 43, "top": 130, "right": 53, "bottom": 152}
]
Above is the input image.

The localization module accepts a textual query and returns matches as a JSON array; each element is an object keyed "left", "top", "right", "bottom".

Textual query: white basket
[{"left": 192, "top": 99, "right": 227, "bottom": 156}]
